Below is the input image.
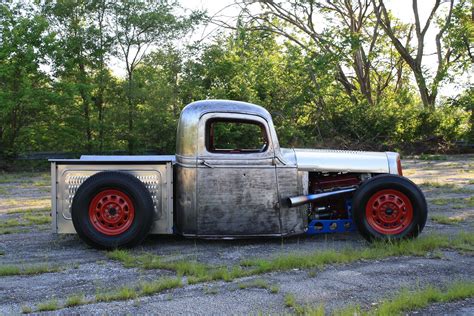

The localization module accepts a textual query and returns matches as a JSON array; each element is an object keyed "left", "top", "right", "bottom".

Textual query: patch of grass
[
  {"left": 107, "top": 233, "right": 474, "bottom": 287},
  {"left": 238, "top": 279, "right": 271, "bottom": 290},
  {"left": 23, "top": 213, "right": 51, "bottom": 225},
  {"left": 106, "top": 249, "right": 136, "bottom": 267},
  {"left": 96, "top": 286, "right": 138, "bottom": 302},
  {"left": 107, "top": 250, "right": 252, "bottom": 284},
  {"left": 376, "top": 281, "right": 474, "bottom": 315},
  {"left": 417, "top": 154, "right": 447, "bottom": 161},
  {"left": 421, "top": 182, "right": 473, "bottom": 194},
  {"left": 294, "top": 281, "right": 474, "bottom": 315},
  {"left": 270, "top": 285, "right": 280, "bottom": 294},
  {"left": 0, "top": 227, "right": 27, "bottom": 235},
  {"left": 36, "top": 299, "right": 59, "bottom": 312},
  {"left": 140, "top": 277, "right": 182, "bottom": 296},
  {"left": 431, "top": 215, "right": 463, "bottom": 225},
  {"left": 96, "top": 277, "right": 182, "bottom": 303},
  {"left": 420, "top": 181, "right": 456, "bottom": 189},
  {"left": 468, "top": 180, "right": 474, "bottom": 185},
  {"left": 237, "top": 278, "right": 281, "bottom": 294},
  {"left": 65, "top": 293, "right": 85, "bottom": 307},
  {"left": 284, "top": 293, "right": 297, "bottom": 308},
  {"left": 241, "top": 233, "right": 473, "bottom": 273},
  {"left": 0, "top": 219, "right": 21, "bottom": 228},
  {"left": 430, "top": 198, "right": 450, "bottom": 206},
  {"left": 20, "top": 305, "right": 32, "bottom": 314},
  {"left": 0, "top": 264, "right": 60, "bottom": 276}
]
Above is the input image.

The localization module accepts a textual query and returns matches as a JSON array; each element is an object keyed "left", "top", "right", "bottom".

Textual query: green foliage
[{"left": 0, "top": 1, "right": 471, "bottom": 164}]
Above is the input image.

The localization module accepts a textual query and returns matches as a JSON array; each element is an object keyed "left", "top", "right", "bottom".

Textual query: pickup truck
[{"left": 50, "top": 100, "right": 427, "bottom": 249}]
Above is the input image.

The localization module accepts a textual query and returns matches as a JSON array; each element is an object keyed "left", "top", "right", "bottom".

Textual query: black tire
[
  {"left": 71, "top": 171, "right": 154, "bottom": 249},
  {"left": 353, "top": 174, "right": 427, "bottom": 242}
]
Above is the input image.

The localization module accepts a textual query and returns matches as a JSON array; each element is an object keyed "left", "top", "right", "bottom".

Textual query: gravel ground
[{"left": 0, "top": 155, "right": 473, "bottom": 315}]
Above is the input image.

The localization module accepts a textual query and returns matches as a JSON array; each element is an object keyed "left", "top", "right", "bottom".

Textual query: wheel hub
[
  {"left": 88, "top": 189, "right": 135, "bottom": 236},
  {"left": 365, "top": 189, "right": 414, "bottom": 235}
]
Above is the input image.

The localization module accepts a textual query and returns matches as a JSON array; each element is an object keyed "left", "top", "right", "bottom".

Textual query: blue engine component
[{"left": 306, "top": 199, "right": 356, "bottom": 235}]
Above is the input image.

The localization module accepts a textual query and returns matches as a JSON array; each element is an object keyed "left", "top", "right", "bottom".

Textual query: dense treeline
[{"left": 0, "top": 0, "right": 472, "bottom": 167}]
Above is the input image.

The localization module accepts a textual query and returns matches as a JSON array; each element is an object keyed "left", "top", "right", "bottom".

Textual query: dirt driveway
[{"left": 0, "top": 155, "right": 473, "bottom": 315}]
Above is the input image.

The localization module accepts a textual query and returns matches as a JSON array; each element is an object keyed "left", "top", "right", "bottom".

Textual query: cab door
[{"left": 195, "top": 113, "right": 281, "bottom": 236}]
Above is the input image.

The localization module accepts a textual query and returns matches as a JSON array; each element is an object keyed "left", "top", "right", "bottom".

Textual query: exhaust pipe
[{"left": 288, "top": 188, "right": 356, "bottom": 208}]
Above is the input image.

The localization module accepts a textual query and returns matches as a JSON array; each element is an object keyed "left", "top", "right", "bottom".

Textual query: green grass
[
  {"left": 376, "top": 281, "right": 474, "bottom": 315},
  {"left": 106, "top": 233, "right": 474, "bottom": 285},
  {"left": 289, "top": 281, "right": 474, "bottom": 315},
  {"left": 420, "top": 182, "right": 473, "bottom": 194},
  {"left": 241, "top": 234, "right": 462, "bottom": 273},
  {"left": 238, "top": 279, "right": 272, "bottom": 290},
  {"left": 96, "top": 286, "right": 138, "bottom": 302},
  {"left": 140, "top": 277, "right": 183, "bottom": 296},
  {"left": 417, "top": 154, "right": 447, "bottom": 161},
  {"left": 0, "top": 264, "right": 60, "bottom": 276},
  {"left": 0, "top": 219, "right": 21, "bottom": 228},
  {"left": 64, "top": 293, "right": 85, "bottom": 307},
  {"left": 23, "top": 213, "right": 51, "bottom": 225},
  {"left": 106, "top": 250, "right": 253, "bottom": 284},
  {"left": 96, "top": 277, "right": 182, "bottom": 302},
  {"left": 36, "top": 299, "right": 59, "bottom": 312},
  {"left": 431, "top": 215, "right": 463, "bottom": 225}
]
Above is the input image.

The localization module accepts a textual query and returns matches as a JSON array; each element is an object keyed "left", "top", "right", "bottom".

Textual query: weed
[
  {"left": 0, "top": 219, "right": 21, "bottom": 228},
  {"left": 418, "top": 154, "right": 447, "bottom": 161},
  {"left": 291, "top": 281, "right": 474, "bottom": 315},
  {"left": 430, "top": 198, "right": 450, "bottom": 206},
  {"left": 23, "top": 213, "right": 50, "bottom": 225},
  {"left": 284, "top": 293, "right": 297, "bottom": 308},
  {"left": 0, "top": 264, "right": 60, "bottom": 276},
  {"left": 431, "top": 215, "right": 463, "bottom": 225},
  {"left": 140, "top": 277, "right": 182, "bottom": 296},
  {"left": 36, "top": 299, "right": 59, "bottom": 312},
  {"left": 270, "top": 285, "right": 280, "bottom": 294},
  {"left": 238, "top": 279, "right": 271, "bottom": 290},
  {"left": 241, "top": 233, "right": 472, "bottom": 273},
  {"left": 96, "top": 286, "right": 137, "bottom": 302},
  {"left": 65, "top": 293, "right": 85, "bottom": 307},
  {"left": 420, "top": 181, "right": 456, "bottom": 189},
  {"left": 20, "top": 305, "right": 32, "bottom": 314},
  {"left": 0, "top": 227, "right": 27, "bottom": 235},
  {"left": 376, "top": 281, "right": 474, "bottom": 315}
]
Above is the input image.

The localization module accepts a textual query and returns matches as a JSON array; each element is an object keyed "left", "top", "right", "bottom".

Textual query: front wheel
[{"left": 352, "top": 174, "right": 427, "bottom": 241}]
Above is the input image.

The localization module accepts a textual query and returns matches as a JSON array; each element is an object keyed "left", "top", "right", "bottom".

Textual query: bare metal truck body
[{"left": 50, "top": 100, "right": 427, "bottom": 248}]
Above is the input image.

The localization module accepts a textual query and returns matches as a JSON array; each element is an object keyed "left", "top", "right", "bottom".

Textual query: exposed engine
[{"left": 307, "top": 172, "right": 366, "bottom": 221}]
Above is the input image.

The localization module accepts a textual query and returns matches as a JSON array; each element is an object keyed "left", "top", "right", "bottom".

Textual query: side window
[{"left": 206, "top": 118, "right": 269, "bottom": 153}]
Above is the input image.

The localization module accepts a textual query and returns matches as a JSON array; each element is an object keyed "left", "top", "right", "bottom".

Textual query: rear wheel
[
  {"left": 353, "top": 174, "right": 427, "bottom": 241},
  {"left": 72, "top": 171, "right": 154, "bottom": 249}
]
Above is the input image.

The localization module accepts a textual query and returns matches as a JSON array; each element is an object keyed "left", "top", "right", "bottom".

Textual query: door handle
[{"left": 201, "top": 160, "right": 213, "bottom": 168}]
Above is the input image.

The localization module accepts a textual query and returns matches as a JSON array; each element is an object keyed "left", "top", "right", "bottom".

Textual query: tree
[
  {"left": 372, "top": 0, "right": 471, "bottom": 108},
  {"left": 0, "top": 3, "right": 53, "bottom": 159},
  {"left": 110, "top": 0, "right": 204, "bottom": 153},
  {"left": 44, "top": 0, "right": 114, "bottom": 153}
]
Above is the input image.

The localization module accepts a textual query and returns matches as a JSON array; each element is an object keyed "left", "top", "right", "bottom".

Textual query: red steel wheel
[
  {"left": 88, "top": 189, "right": 135, "bottom": 236},
  {"left": 365, "top": 189, "right": 413, "bottom": 235}
]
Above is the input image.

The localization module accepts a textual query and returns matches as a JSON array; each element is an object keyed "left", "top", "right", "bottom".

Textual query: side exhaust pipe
[{"left": 288, "top": 188, "right": 356, "bottom": 208}]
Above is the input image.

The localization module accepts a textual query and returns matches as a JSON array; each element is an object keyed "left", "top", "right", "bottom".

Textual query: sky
[{"left": 111, "top": 0, "right": 471, "bottom": 98}]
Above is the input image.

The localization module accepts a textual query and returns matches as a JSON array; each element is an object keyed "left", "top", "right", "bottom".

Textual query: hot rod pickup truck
[{"left": 50, "top": 100, "right": 427, "bottom": 248}]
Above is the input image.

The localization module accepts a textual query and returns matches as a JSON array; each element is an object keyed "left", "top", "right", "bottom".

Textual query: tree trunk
[{"left": 127, "top": 71, "right": 135, "bottom": 154}]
